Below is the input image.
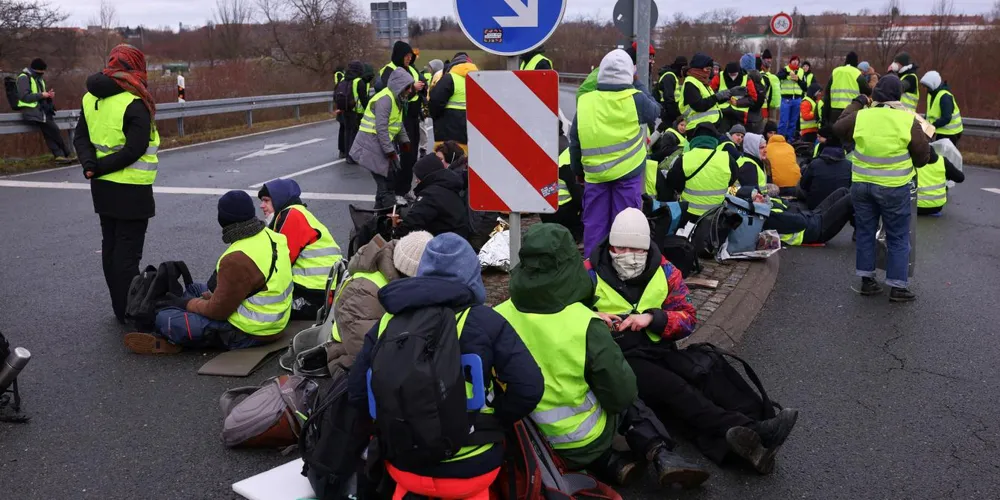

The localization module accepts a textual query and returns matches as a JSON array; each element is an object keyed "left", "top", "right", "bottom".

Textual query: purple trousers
[{"left": 582, "top": 174, "right": 645, "bottom": 257}]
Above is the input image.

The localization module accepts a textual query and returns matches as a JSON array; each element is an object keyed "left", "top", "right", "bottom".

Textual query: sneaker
[
  {"left": 858, "top": 277, "right": 883, "bottom": 296},
  {"left": 651, "top": 448, "right": 710, "bottom": 489},
  {"left": 124, "top": 332, "right": 183, "bottom": 355},
  {"left": 752, "top": 408, "right": 799, "bottom": 450},
  {"left": 889, "top": 287, "right": 916, "bottom": 302},
  {"left": 338, "top": 151, "right": 347, "bottom": 159}
]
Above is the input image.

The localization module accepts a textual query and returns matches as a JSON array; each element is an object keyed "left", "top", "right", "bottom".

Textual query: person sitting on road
[
  {"left": 348, "top": 233, "right": 544, "bottom": 500},
  {"left": 257, "top": 179, "right": 342, "bottom": 321},
  {"left": 651, "top": 117, "right": 689, "bottom": 164},
  {"left": 540, "top": 138, "right": 583, "bottom": 242},
  {"left": 326, "top": 231, "right": 431, "bottom": 379},
  {"left": 496, "top": 223, "right": 709, "bottom": 489},
  {"left": 766, "top": 132, "right": 801, "bottom": 197},
  {"left": 586, "top": 208, "right": 800, "bottom": 473},
  {"left": 736, "top": 132, "right": 769, "bottom": 190},
  {"left": 350, "top": 68, "right": 414, "bottom": 210},
  {"left": 435, "top": 140, "right": 469, "bottom": 188},
  {"left": 810, "top": 126, "right": 832, "bottom": 160},
  {"left": 917, "top": 149, "right": 964, "bottom": 216},
  {"left": 763, "top": 121, "right": 778, "bottom": 141},
  {"left": 767, "top": 188, "right": 856, "bottom": 246},
  {"left": 664, "top": 123, "right": 739, "bottom": 224},
  {"left": 800, "top": 135, "right": 852, "bottom": 210},
  {"left": 718, "top": 124, "right": 745, "bottom": 161},
  {"left": 391, "top": 153, "right": 470, "bottom": 239},
  {"left": 124, "top": 191, "right": 293, "bottom": 354}
]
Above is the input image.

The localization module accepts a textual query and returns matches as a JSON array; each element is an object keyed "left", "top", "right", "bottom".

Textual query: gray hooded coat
[{"left": 349, "top": 68, "right": 413, "bottom": 177}]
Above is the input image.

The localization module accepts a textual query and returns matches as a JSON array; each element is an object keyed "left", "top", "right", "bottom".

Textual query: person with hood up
[
  {"left": 577, "top": 42, "right": 655, "bottom": 100},
  {"left": 711, "top": 61, "right": 760, "bottom": 133},
  {"left": 656, "top": 56, "right": 687, "bottom": 129},
  {"left": 258, "top": 179, "right": 342, "bottom": 320},
  {"left": 800, "top": 83, "right": 824, "bottom": 144},
  {"left": 738, "top": 53, "right": 768, "bottom": 133},
  {"left": 429, "top": 52, "right": 478, "bottom": 150},
  {"left": 73, "top": 44, "right": 159, "bottom": 323},
  {"left": 496, "top": 223, "right": 709, "bottom": 489},
  {"left": 390, "top": 153, "right": 470, "bottom": 239},
  {"left": 342, "top": 61, "right": 368, "bottom": 164},
  {"left": 124, "top": 191, "right": 293, "bottom": 354},
  {"left": 327, "top": 231, "right": 432, "bottom": 379},
  {"left": 351, "top": 68, "right": 414, "bottom": 210},
  {"left": 888, "top": 53, "right": 920, "bottom": 112},
  {"left": 348, "top": 233, "right": 544, "bottom": 500},
  {"left": 379, "top": 41, "right": 426, "bottom": 203},
  {"left": 833, "top": 74, "right": 931, "bottom": 302},
  {"left": 824, "top": 51, "right": 872, "bottom": 126},
  {"left": 736, "top": 132, "right": 769, "bottom": 189},
  {"left": 916, "top": 148, "right": 965, "bottom": 216},
  {"left": 519, "top": 47, "right": 552, "bottom": 70},
  {"left": 758, "top": 50, "right": 782, "bottom": 125},
  {"left": 16, "top": 58, "right": 73, "bottom": 162},
  {"left": 427, "top": 58, "right": 445, "bottom": 90},
  {"left": 665, "top": 124, "right": 739, "bottom": 223},
  {"left": 921, "top": 70, "right": 963, "bottom": 146},
  {"left": 800, "top": 134, "right": 852, "bottom": 210},
  {"left": 766, "top": 131, "right": 800, "bottom": 195},
  {"left": 569, "top": 48, "right": 661, "bottom": 256},
  {"left": 682, "top": 53, "right": 741, "bottom": 139},
  {"left": 776, "top": 55, "right": 807, "bottom": 140}
]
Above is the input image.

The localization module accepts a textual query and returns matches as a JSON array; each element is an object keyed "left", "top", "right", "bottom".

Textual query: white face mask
[{"left": 611, "top": 251, "right": 647, "bottom": 280}]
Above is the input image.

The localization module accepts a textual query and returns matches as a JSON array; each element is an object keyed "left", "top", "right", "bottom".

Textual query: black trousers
[
  {"left": 99, "top": 216, "right": 149, "bottom": 320},
  {"left": 337, "top": 114, "right": 346, "bottom": 154},
  {"left": 34, "top": 119, "right": 69, "bottom": 157},
  {"left": 396, "top": 102, "right": 422, "bottom": 196},
  {"left": 582, "top": 399, "right": 674, "bottom": 474},
  {"left": 372, "top": 172, "right": 396, "bottom": 210},
  {"left": 344, "top": 112, "right": 361, "bottom": 161},
  {"left": 812, "top": 187, "right": 855, "bottom": 244}
]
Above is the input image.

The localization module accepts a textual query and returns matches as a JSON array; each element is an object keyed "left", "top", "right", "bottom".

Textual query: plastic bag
[
  {"left": 479, "top": 230, "right": 511, "bottom": 272},
  {"left": 930, "top": 139, "right": 963, "bottom": 188}
]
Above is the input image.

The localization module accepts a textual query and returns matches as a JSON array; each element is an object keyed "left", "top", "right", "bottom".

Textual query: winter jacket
[
  {"left": 664, "top": 136, "right": 740, "bottom": 196},
  {"left": 766, "top": 135, "right": 801, "bottom": 188},
  {"left": 429, "top": 55, "right": 478, "bottom": 144},
  {"left": 682, "top": 78, "right": 722, "bottom": 118},
  {"left": 349, "top": 68, "right": 413, "bottom": 178},
  {"left": 348, "top": 277, "right": 544, "bottom": 478},
  {"left": 927, "top": 83, "right": 957, "bottom": 130},
  {"left": 832, "top": 100, "right": 931, "bottom": 169},
  {"left": 519, "top": 49, "right": 552, "bottom": 70},
  {"left": 264, "top": 179, "right": 322, "bottom": 264},
  {"left": 73, "top": 73, "right": 155, "bottom": 220},
  {"left": 657, "top": 69, "right": 683, "bottom": 125},
  {"left": 185, "top": 234, "right": 267, "bottom": 326},
  {"left": 501, "top": 223, "right": 637, "bottom": 469},
  {"left": 776, "top": 66, "right": 808, "bottom": 96},
  {"left": 397, "top": 168, "right": 469, "bottom": 238},
  {"left": 823, "top": 69, "right": 872, "bottom": 119},
  {"left": 763, "top": 200, "right": 820, "bottom": 242},
  {"left": 800, "top": 147, "right": 852, "bottom": 210},
  {"left": 344, "top": 61, "right": 368, "bottom": 115},
  {"left": 800, "top": 98, "right": 820, "bottom": 133},
  {"left": 378, "top": 40, "right": 420, "bottom": 90},
  {"left": 16, "top": 68, "right": 53, "bottom": 123},
  {"left": 327, "top": 238, "right": 403, "bottom": 379},
  {"left": 711, "top": 71, "right": 761, "bottom": 124}
]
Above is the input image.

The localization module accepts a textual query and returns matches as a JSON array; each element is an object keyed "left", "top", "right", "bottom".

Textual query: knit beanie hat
[
  {"left": 413, "top": 153, "right": 443, "bottom": 181},
  {"left": 417, "top": 233, "right": 486, "bottom": 304},
  {"left": 30, "top": 58, "right": 47, "bottom": 71},
  {"left": 729, "top": 124, "right": 746, "bottom": 136},
  {"left": 724, "top": 62, "right": 740, "bottom": 75},
  {"left": 609, "top": 208, "right": 650, "bottom": 250},
  {"left": 393, "top": 231, "right": 433, "bottom": 277},
  {"left": 920, "top": 70, "right": 942, "bottom": 91},
  {"left": 764, "top": 121, "right": 778, "bottom": 136},
  {"left": 218, "top": 190, "right": 256, "bottom": 227},
  {"left": 761, "top": 49, "right": 773, "bottom": 60},
  {"left": 858, "top": 61, "right": 871, "bottom": 73},
  {"left": 894, "top": 52, "right": 911, "bottom": 67},
  {"left": 845, "top": 51, "right": 859, "bottom": 67},
  {"left": 807, "top": 82, "right": 822, "bottom": 98},
  {"left": 740, "top": 53, "right": 756, "bottom": 72},
  {"left": 873, "top": 74, "right": 902, "bottom": 102},
  {"left": 689, "top": 52, "right": 712, "bottom": 69}
]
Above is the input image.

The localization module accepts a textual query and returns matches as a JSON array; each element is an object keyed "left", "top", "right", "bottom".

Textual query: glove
[
  {"left": 400, "top": 142, "right": 411, "bottom": 153},
  {"left": 714, "top": 89, "right": 733, "bottom": 102},
  {"left": 155, "top": 293, "right": 190, "bottom": 311},
  {"left": 385, "top": 151, "right": 398, "bottom": 161},
  {"left": 729, "top": 86, "right": 748, "bottom": 98},
  {"left": 853, "top": 95, "right": 872, "bottom": 107}
]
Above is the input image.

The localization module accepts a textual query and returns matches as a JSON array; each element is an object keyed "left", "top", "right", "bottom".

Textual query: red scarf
[{"left": 102, "top": 44, "right": 156, "bottom": 120}]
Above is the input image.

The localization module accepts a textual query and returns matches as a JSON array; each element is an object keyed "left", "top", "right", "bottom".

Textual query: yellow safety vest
[
  {"left": 657, "top": 72, "right": 681, "bottom": 104},
  {"left": 917, "top": 155, "right": 948, "bottom": 209},
  {"left": 82, "top": 92, "right": 160, "bottom": 185},
  {"left": 737, "top": 156, "right": 767, "bottom": 187},
  {"left": 927, "top": 89, "right": 964, "bottom": 136},
  {"left": 770, "top": 200, "right": 804, "bottom": 245},
  {"left": 381, "top": 63, "right": 421, "bottom": 102},
  {"left": 334, "top": 71, "right": 345, "bottom": 86},
  {"left": 331, "top": 270, "right": 388, "bottom": 342},
  {"left": 16, "top": 72, "right": 44, "bottom": 109},
  {"left": 351, "top": 78, "right": 368, "bottom": 113},
  {"left": 494, "top": 301, "right": 607, "bottom": 450},
  {"left": 592, "top": 267, "right": 669, "bottom": 344},
  {"left": 680, "top": 148, "right": 732, "bottom": 216},
  {"left": 803, "top": 72, "right": 815, "bottom": 90},
  {"left": 780, "top": 66, "right": 805, "bottom": 97},
  {"left": 519, "top": 53, "right": 552, "bottom": 70},
  {"left": 557, "top": 149, "right": 571, "bottom": 206},
  {"left": 644, "top": 159, "right": 660, "bottom": 197},
  {"left": 763, "top": 71, "right": 781, "bottom": 109},
  {"left": 829, "top": 65, "right": 862, "bottom": 110},
  {"left": 801, "top": 96, "right": 821, "bottom": 130},
  {"left": 218, "top": 229, "right": 294, "bottom": 336},
  {"left": 445, "top": 72, "right": 466, "bottom": 111},
  {"left": 279, "top": 205, "right": 342, "bottom": 291},
  {"left": 719, "top": 74, "right": 749, "bottom": 113},
  {"left": 900, "top": 73, "right": 919, "bottom": 112},
  {"left": 359, "top": 88, "right": 403, "bottom": 138},
  {"left": 852, "top": 107, "right": 915, "bottom": 188},
  {"left": 667, "top": 128, "right": 689, "bottom": 152},
  {"left": 681, "top": 76, "right": 721, "bottom": 129},
  {"left": 578, "top": 89, "right": 646, "bottom": 184}
]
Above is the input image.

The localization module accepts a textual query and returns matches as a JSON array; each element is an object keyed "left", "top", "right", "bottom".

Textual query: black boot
[
  {"left": 752, "top": 408, "right": 799, "bottom": 450},
  {"left": 649, "top": 446, "right": 710, "bottom": 489},
  {"left": 727, "top": 408, "right": 799, "bottom": 474},
  {"left": 889, "top": 287, "right": 916, "bottom": 302},
  {"left": 589, "top": 450, "right": 646, "bottom": 486},
  {"left": 858, "top": 277, "right": 883, "bottom": 296}
]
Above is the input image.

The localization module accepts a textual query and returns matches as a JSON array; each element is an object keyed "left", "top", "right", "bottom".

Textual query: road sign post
[
  {"left": 635, "top": 0, "right": 651, "bottom": 90},
  {"left": 770, "top": 12, "right": 793, "bottom": 64}
]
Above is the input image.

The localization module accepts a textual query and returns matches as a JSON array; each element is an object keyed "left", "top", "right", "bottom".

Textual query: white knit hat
[
  {"left": 393, "top": 231, "right": 433, "bottom": 277},
  {"left": 609, "top": 208, "right": 650, "bottom": 250},
  {"left": 920, "top": 71, "right": 942, "bottom": 91}
]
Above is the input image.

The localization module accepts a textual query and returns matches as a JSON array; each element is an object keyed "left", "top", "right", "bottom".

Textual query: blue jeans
[
  {"left": 852, "top": 182, "right": 912, "bottom": 288},
  {"left": 153, "top": 283, "right": 275, "bottom": 350},
  {"left": 778, "top": 97, "right": 801, "bottom": 140}
]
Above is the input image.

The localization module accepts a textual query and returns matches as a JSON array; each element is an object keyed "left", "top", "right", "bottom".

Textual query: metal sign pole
[
  {"left": 507, "top": 55, "right": 522, "bottom": 269},
  {"left": 634, "top": 0, "right": 651, "bottom": 88}
]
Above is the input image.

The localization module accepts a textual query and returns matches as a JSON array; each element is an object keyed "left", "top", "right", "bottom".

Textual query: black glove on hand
[
  {"left": 730, "top": 86, "right": 748, "bottom": 98},
  {"left": 155, "top": 293, "right": 190, "bottom": 311},
  {"left": 715, "top": 89, "right": 733, "bottom": 102}
]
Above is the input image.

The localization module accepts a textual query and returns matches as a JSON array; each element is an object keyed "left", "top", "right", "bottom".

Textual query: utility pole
[{"left": 634, "top": 0, "right": 651, "bottom": 88}]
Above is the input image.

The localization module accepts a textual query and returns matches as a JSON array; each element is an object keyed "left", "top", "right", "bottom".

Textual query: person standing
[
  {"left": 680, "top": 53, "right": 734, "bottom": 139},
  {"left": 343, "top": 61, "right": 368, "bottom": 165},
  {"left": 428, "top": 52, "right": 477, "bottom": 152},
  {"left": 759, "top": 50, "right": 782, "bottom": 125},
  {"left": 73, "top": 44, "right": 159, "bottom": 323},
  {"left": 799, "top": 83, "right": 823, "bottom": 145},
  {"left": 16, "top": 58, "right": 72, "bottom": 162},
  {"left": 714, "top": 62, "right": 757, "bottom": 134},
  {"left": 833, "top": 75, "right": 931, "bottom": 302},
  {"left": 351, "top": 68, "right": 414, "bottom": 210},
  {"left": 801, "top": 60, "right": 815, "bottom": 89},
  {"left": 920, "top": 71, "right": 963, "bottom": 146},
  {"left": 824, "top": 51, "right": 871, "bottom": 127},
  {"left": 655, "top": 56, "right": 686, "bottom": 129},
  {"left": 519, "top": 47, "right": 553, "bottom": 70},
  {"left": 888, "top": 53, "right": 920, "bottom": 112},
  {"left": 776, "top": 55, "right": 806, "bottom": 140},
  {"left": 380, "top": 41, "right": 425, "bottom": 204}
]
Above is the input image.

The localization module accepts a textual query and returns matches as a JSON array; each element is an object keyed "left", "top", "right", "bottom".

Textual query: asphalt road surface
[{"left": 2, "top": 87, "right": 1000, "bottom": 499}]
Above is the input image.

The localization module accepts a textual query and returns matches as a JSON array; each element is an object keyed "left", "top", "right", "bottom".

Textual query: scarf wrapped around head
[
  {"left": 102, "top": 44, "right": 156, "bottom": 121},
  {"left": 687, "top": 67, "right": 711, "bottom": 86}
]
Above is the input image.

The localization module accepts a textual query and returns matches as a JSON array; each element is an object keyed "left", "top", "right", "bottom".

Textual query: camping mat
[
  {"left": 232, "top": 458, "right": 314, "bottom": 500},
  {"left": 198, "top": 321, "right": 312, "bottom": 377}
]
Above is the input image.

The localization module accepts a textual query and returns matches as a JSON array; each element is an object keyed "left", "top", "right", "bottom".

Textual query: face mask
[
  {"left": 728, "top": 73, "right": 738, "bottom": 80},
  {"left": 611, "top": 251, "right": 647, "bottom": 280}
]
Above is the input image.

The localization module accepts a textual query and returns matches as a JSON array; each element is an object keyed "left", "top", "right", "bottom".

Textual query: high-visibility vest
[
  {"left": 917, "top": 155, "right": 948, "bottom": 209},
  {"left": 644, "top": 159, "right": 660, "bottom": 197},
  {"left": 359, "top": 88, "right": 403, "bottom": 138},
  {"left": 667, "top": 128, "right": 689, "bottom": 152},
  {"left": 852, "top": 107, "right": 915, "bottom": 188},
  {"left": 351, "top": 78, "right": 367, "bottom": 113},
  {"left": 681, "top": 76, "right": 721, "bottom": 129},
  {"left": 780, "top": 66, "right": 805, "bottom": 97},
  {"left": 375, "top": 308, "right": 496, "bottom": 462},
  {"left": 279, "top": 205, "right": 342, "bottom": 291},
  {"left": 330, "top": 270, "right": 388, "bottom": 342},
  {"left": 900, "top": 73, "right": 920, "bottom": 112},
  {"left": 519, "top": 53, "right": 552, "bottom": 71},
  {"left": 813, "top": 142, "right": 822, "bottom": 159},
  {"left": 657, "top": 72, "right": 681, "bottom": 104},
  {"left": 718, "top": 74, "right": 749, "bottom": 113},
  {"left": 557, "top": 150, "right": 572, "bottom": 206},
  {"left": 737, "top": 156, "right": 767, "bottom": 187},
  {"left": 829, "top": 65, "right": 862, "bottom": 110},
  {"left": 770, "top": 200, "right": 804, "bottom": 245},
  {"left": 801, "top": 96, "right": 820, "bottom": 130},
  {"left": 494, "top": 301, "right": 607, "bottom": 450},
  {"left": 803, "top": 72, "right": 815, "bottom": 89},
  {"left": 592, "top": 267, "right": 668, "bottom": 344},
  {"left": 445, "top": 72, "right": 466, "bottom": 111},
  {"left": 763, "top": 72, "right": 781, "bottom": 109},
  {"left": 680, "top": 148, "right": 731, "bottom": 216},
  {"left": 578, "top": 89, "right": 646, "bottom": 184},
  {"left": 422, "top": 71, "right": 431, "bottom": 82},
  {"left": 381, "top": 62, "right": 421, "bottom": 102},
  {"left": 82, "top": 92, "right": 160, "bottom": 185},
  {"left": 927, "top": 89, "right": 964, "bottom": 137},
  {"left": 219, "top": 229, "right": 294, "bottom": 336},
  {"left": 16, "top": 72, "right": 44, "bottom": 109},
  {"left": 334, "top": 71, "right": 345, "bottom": 86}
]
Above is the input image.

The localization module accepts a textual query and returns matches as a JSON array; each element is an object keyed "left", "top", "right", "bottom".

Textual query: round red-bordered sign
[{"left": 770, "top": 12, "right": 793, "bottom": 36}]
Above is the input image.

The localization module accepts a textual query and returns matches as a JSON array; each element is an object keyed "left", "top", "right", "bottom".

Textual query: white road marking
[
  {"left": 0, "top": 179, "right": 373, "bottom": 202},
  {"left": 235, "top": 138, "right": 325, "bottom": 161},
  {"left": 983, "top": 188, "right": 1000, "bottom": 195},
  {"left": 249, "top": 159, "right": 346, "bottom": 189}
]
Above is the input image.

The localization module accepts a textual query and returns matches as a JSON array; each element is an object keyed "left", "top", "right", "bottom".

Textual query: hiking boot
[
  {"left": 124, "top": 332, "right": 182, "bottom": 355},
  {"left": 889, "top": 287, "right": 916, "bottom": 303},
  {"left": 728, "top": 408, "right": 798, "bottom": 474},
  {"left": 591, "top": 450, "right": 646, "bottom": 486},
  {"left": 651, "top": 448, "right": 709, "bottom": 489},
  {"left": 858, "top": 277, "right": 883, "bottom": 296},
  {"left": 752, "top": 408, "right": 799, "bottom": 450}
]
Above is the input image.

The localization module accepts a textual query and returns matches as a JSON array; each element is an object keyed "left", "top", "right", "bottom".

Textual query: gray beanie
[
  {"left": 729, "top": 124, "right": 746, "bottom": 136},
  {"left": 393, "top": 231, "right": 433, "bottom": 277}
]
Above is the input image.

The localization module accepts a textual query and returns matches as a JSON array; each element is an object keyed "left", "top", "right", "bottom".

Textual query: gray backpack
[{"left": 220, "top": 375, "right": 318, "bottom": 448}]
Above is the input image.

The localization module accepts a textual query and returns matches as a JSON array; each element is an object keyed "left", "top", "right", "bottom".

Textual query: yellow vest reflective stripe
[
  {"left": 494, "top": 301, "right": 607, "bottom": 450},
  {"left": 852, "top": 107, "right": 915, "bottom": 188},
  {"left": 656, "top": 72, "right": 681, "bottom": 104},
  {"left": 557, "top": 149, "right": 571, "bottom": 206},
  {"left": 219, "top": 229, "right": 294, "bottom": 336},
  {"left": 381, "top": 63, "right": 421, "bottom": 102},
  {"left": 927, "top": 89, "right": 964, "bottom": 136},
  {"left": 281, "top": 205, "right": 342, "bottom": 291},
  {"left": 830, "top": 65, "right": 862, "bottom": 110},
  {"left": 917, "top": 156, "right": 948, "bottom": 208},
  {"left": 769, "top": 201, "right": 804, "bottom": 245},
  {"left": 644, "top": 159, "right": 659, "bottom": 197},
  {"left": 578, "top": 89, "right": 646, "bottom": 183},
  {"left": 445, "top": 73, "right": 466, "bottom": 111},
  {"left": 334, "top": 71, "right": 345, "bottom": 86},
  {"left": 359, "top": 88, "right": 402, "bottom": 137},
  {"left": 680, "top": 148, "right": 731, "bottom": 216},
  {"left": 804, "top": 72, "right": 815, "bottom": 89},
  {"left": 801, "top": 96, "right": 820, "bottom": 130},
  {"left": 667, "top": 128, "right": 689, "bottom": 152},
  {"left": 330, "top": 271, "right": 388, "bottom": 342},
  {"left": 737, "top": 156, "right": 767, "bottom": 187},
  {"left": 351, "top": 78, "right": 367, "bottom": 113},
  {"left": 519, "top": 53, "right": 552, "bottom": 70},
  {"left": 719, "top": 74, "right": 749, "bottom": 112},
  {"left": 82, "top": 92, "right": 160, "bottom": 185},
  {"left": 681, "top": 76, "right": 721, "bottom": 128},
  {"left": 780, "top": 66, "right": 805, "bottom": 97},
  {"left": 900, "top": 73, "right": 919, "bottom": 111},
  {"left": 17, "top": 72, "right": 43, "bottom": 109},
  {"left": 593, "top": 267, "right": 668, "bottom": 343}
]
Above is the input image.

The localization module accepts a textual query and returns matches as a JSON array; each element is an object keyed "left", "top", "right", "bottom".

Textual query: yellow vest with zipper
[
  {"left": 592, "top": 267, "right": 668, "bottom": 344},
  {"left": 359, "top": 88, "right": 402, "bottom": 138},
  {"left": 900, "top": 73, "right": 919, "bottom": 112},
  {"left": 829, "top": 65, "right": 862, "bottom": 110},
  {"left": 16, "top": 72, "right": 44, "bottom": 109},
  {"left": 330, "top": 271, "right": 388, "bottom": 342},
  {"left": 519, "top": 53, "right": 552, "bottom": 70},
  {"left": 737, "top": 156, "right": 767, "bottom": 187},
  {"left": 445, "top": 73, "right": 466, "bottom": 111},
  {"left": 219, "top": 229, "right": 294, "bottom": 336},
  {"left": 578, "top": 89, "right": 646, "bottom": 184},
  {"left": 681, "top": 76, "right": 721, "bottom": 129},
  {"left": 917, "top": 155, "right": 948, "bottom": 209},
  {"left": 927, "top": 89, "right": 963, "bottom": 136},
  {"left": 780, "top": 66, "right": 805, "bottom": 97},
  {"left": 657, "top": 72, "right": 681, "bottom": 104},
  {"left": 851, "top": 107, "right": 915, "bottom": 188},
  {"left": 680, "top": 148, "right": 731, "bottom": 216},
  {"left": 280, "top": 205, "right": 342, "bottom": 291},
  {"left": 719, "top": 74, "right": 749, "bottom": 113},
  {"left": 82, "top": 92, "right": 160, "bottom": 185},
  {"left": 381, "top": 63, "right": 421, "bottom": 102}
]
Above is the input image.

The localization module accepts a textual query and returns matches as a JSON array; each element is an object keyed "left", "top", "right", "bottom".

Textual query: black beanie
[
  {"left": 764, "top": 121, "right": 778, "bottom": 136},
  {"left": 894, "top": 52, "right": 911, "bottom": 66},
  {"left": 845, "top": 51, "right": 859, "bottom": 67},
  {"left": 414, "top": 153, "right": 443, "bottom": 181},
  {"left": 873, "top": 74, "right": 902, "bottom": 102},
  {"left": 761, "top": 49, "right": 773, "bottom": 60},
  {"left": 30, "top": 58, "right": 47, "bottom": 71},
  {"left": 218, "top": 190, "right": 257, "bottom": 227},
  {"left": 724, "top": 62, "right": 740, "bottom": 75},
  {"left": 689, "top": 52, "right": 713, "bottom": 69}
]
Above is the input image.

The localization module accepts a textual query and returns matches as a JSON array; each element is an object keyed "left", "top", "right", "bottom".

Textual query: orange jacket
[
  {"left": 767, "top": 135, "right": 801, "bottom": 188},
  {"left": 800, "top": 99, "right": 818, "bottom": 133}
]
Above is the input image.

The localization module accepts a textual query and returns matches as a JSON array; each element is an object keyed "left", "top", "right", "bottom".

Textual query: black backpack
[
  {"left": 125, "top": 261, "right": 194, "bottom": 331},
  {"left": 4, "top": 75, "right": 22, "bottom": 111},
  {"left": 659, "top": 235, "right": 701, "bottom": 278},
  {"left": 299, "top": 375, "right": 371, "bottom": 500},
  {"left": 677, "top": 343, "right": 779, "bottom": 422},
  {"left": 334, "top": 80, "right": 351, "bottom": 112}
]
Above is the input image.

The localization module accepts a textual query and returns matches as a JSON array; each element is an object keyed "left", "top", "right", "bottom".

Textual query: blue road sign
[{"left": 454, "top": 0, "right": 567, "bottom": 56}]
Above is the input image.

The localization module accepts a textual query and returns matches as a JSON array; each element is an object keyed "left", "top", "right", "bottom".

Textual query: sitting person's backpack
[
  {"left": 299, "top": 374, "right": 372, "bottom": 500},
  {"left": 720, "top": 194, "right": 771, "bottom": 256},
  {"left": 677, "top": 343, "right": 779, "bottom": 423},
  {"left": 125, "top": 261, "right": 194, "bottom": 331},
  {"left": 4, "top": 75, "right": 22, "bottom": 111},
  {"left": 648, "top": 200, "right": 701, "bottom": 277},
  {"left": 220, "top": 375, "right": 319, "bottom": 448}
]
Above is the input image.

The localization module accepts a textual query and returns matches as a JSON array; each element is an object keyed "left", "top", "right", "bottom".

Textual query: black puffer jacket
[{"left": 396, "top": 168, "right": 470, "bottom": 238}]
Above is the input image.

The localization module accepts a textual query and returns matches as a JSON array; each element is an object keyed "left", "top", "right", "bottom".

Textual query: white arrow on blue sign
[{"left": 454, "top": 0, "right": 567, "bottom": 56}]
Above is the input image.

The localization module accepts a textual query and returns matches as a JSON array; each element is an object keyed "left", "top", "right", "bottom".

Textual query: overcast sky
[{"left": 57, "top": 0, "right": 994, "bottom": 30}]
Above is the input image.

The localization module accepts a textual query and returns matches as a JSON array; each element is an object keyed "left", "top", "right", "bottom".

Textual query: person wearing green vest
[
  {"left": 801, "top": 60, "right": 815, "bottom": 89},
  {"left": 833, "top": 75, "right": 932, "bottom": 302},
  {"left": 735, "top": 132, "right": 769, "bottom": 190},
  {"left": 348, "top": 233, "right": 544, "bottom": 498},
  {"left": 765, "top": 189, "right": 856, "bottom": 246},
  {"left": 73, "top": 44, "right": 159, "bottom": 322},
  {"left": 665, "top": 124, "right": 739, "bottom": 223},
  {"left": 823, "top": 51, "right": 871, "bottom": 126},
  {"left": 16, "top": 58, "right": 72, "bottom": 161},
  {"left": 776, "top": 55, "right": 806, "bottom": 140},
  {"left": 341, "top": 61, "right": 368, "bottom": 165},
  {"left": 800, "top": 83, "right": 824, "bottom": 144},
  {"left": 379, "top": 41, "right": 426, "bottom": 203},
  {"left": 715, "top": 61, "right": 759, "bottom": 134},
  {"left": 718, "top": 123, "right": 745, "bottom": 161},
  {"left": 920, "top": 70, "right": 964, "bottom": 147},
  {"left": 540, "top": 141, "right": 584, "bottom": 241},
  {"left": 124, "top": 191, "right": 294, "bottom": 354},
  {"left": 350, "top": 68, "right": 414, "bottom": 210},
  {"left": 576, "top": 42, "right": 655, "bottom": 101},
  {"left": 333, "top": 66, "right": 345, "bottom": 87},
  {"left": 429, "top": 52, "right": 478, "bottom": 149},
  {"left": 496, "top": 223, "right": 708, "bottom": 488},
  {"left": 519, "top": 47, "right": 553, "bottom": 70},
  {"left": 916, "top": 149, "right": 965, "bottom": 216},
  {"left": 888, "top": 53, "right": 920, "bottom": 112},
  {"left": 655, "top": 56, "right": 686, "bottom": 128},
  {"left": 681, "top": 53, "right": 739, "bottom": 139},
  {"left": 758, "top": 50, "right": 782, "bottom": 126}
]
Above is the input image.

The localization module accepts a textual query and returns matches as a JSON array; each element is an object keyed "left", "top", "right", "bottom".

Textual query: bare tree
[
  {"left": 87, "top": 0, "right": 122, "bottom": 66},
  {"left": 871, "top": 0, "right": 907, "bottom": 71},
  {"left": 214, "top": 0, "right": 253, "bottom": 60},
  {"left": 707, "top": 9, "right": 740, "bottom": 57},
  {"left": 927, "top": 0, "right": 960, "bottom": 73},
  {"left": 258, "top": 0, "right": 375, "bottom": 75},
  {"left": 0, "top": 0, "right": 66, "bottom": 66}
]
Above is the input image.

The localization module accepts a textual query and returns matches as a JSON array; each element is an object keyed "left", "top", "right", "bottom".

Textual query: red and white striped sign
[{"left": 467, "top": 70, "right": 559, "bottom": 214}]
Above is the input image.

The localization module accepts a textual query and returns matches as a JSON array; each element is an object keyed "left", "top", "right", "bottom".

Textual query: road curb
[{"left": 681, "top": 254, "right": 781, "bottom": 350}]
